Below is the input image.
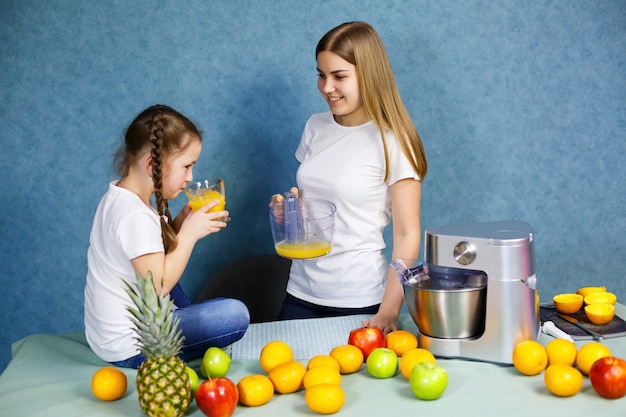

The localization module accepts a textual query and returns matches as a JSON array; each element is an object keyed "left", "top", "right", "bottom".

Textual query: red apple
[
  {"left": 195, "top": 377, "right": 238, "bottom": 417},
  {"left": 589, "top": 356, "right": 626, "bottom": 399},
  {"left": 348, "top": 326, "right": 386, "bottom": 361}
]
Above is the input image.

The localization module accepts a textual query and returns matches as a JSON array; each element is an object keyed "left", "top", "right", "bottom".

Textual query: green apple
[
  {"left": 186, "top": 366, "right": 200, "bottom": 393},
  {"left": 409, "top": 361, "right": 448, "bottom": 400},
  {"left": 366, "top": 347, "right": 398, "bottom": 378},
  {"left": 200, "top": 347, "right": 231, "bottom": 378}
]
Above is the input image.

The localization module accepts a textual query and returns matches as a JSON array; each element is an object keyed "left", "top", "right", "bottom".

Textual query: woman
[{"left": 272, "top": 22, "right": 427, "bottom": 334}]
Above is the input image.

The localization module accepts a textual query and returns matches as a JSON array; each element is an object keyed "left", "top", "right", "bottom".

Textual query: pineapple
[{"left": 124, "top": 272, "right": 191, "bottom": 417}]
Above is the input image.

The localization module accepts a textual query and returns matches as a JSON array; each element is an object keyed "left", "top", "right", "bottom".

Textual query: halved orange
[
  {"left": 576, "top": 286, "right": 606, "bottom": 298},
  {"left": 553, "top": 293, "right": 583, "bottom": 314},
  {"left": 584, "top": 292, "right": 617, "bottom": 306},
  {"left": 584, "top": 304, "right": 615, "bottom": 325}
]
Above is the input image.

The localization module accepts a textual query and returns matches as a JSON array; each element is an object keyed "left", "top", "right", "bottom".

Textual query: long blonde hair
[
  {"left": 114, "top": 104, "right": 202, "bottom": 253},
  {"left": 316, "top": 22, "right": 427, "bottom": 181}
]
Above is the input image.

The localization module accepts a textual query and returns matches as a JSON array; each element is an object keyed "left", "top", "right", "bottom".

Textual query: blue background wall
[{"left": 1, "top": 1, "right": 624, "bottom": 372}]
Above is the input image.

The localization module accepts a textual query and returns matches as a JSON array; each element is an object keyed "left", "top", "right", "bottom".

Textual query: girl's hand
[{"left": 178, "top": 200, "right": 228, "bottom": 241}]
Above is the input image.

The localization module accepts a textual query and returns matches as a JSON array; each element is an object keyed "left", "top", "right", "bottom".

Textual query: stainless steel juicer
[{"left": 393, "top": 220, "right": 540, "bottom": 364}]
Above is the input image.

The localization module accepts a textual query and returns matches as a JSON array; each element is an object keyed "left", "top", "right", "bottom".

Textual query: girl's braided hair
[{"left": 114, "top": 104, "right": 202, "bottom": 253}]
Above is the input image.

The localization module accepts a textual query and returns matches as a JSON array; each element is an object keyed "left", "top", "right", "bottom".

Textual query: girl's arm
[
  {"left": 131, "top": 202, "right": 229, "bottom": 294},
  {"left": 364, "top": 178, "right": 422, "bottom": 334}
]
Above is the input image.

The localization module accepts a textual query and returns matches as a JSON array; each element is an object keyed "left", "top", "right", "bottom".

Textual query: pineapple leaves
[{"left": 122, "top": 271, "right": 185, "bottom": 358}]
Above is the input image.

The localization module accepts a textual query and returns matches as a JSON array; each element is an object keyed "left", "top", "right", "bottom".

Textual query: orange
[
  {"left": 305, "top": 384, "right": 345, "bottom": 414},
  {"left": 544, "top": 364, "right": 583, "bottom": 397},
  {"left": 385, "top": 330, "right": 418, "bottom": 357},
  {"left": 553, "top": 293, "right": 583, "bottom": 314},
  {"left": 576, "top": 342, "right": 612, "bottom": 375},
  {"left": 91, "top": 367, "right": 127, "bottom": 401},
  {"left": 512, "top": 340, "right": 548, "bottom": 376},
  {"left": 307, "top": 355, "right": 341, "bottom": 372},
  {"left": 268, "top": 360, "right": 306, "bottom": 394},
  {"left": 584, "top": 292, "right": 617, "bottom": 306},
  {"left": 329, "top": 345, "right": 363, "bottom": 374},
  {"left": 259, "top": 340, "right": 294, "bottom": 373},
  {"left": 303, "top": 365, "right": 342, "bottom": 389},
  {"left": 585, "top": 304, "right": 615, "bottom": 325},
  {"left": 399, "top": 348, "right": 436, "bottom": 379},
  {"left": 576, "top": 286, "right": 607, "bottom": 298},
  {"left": 545, "top": 339, "right": 577, "bottom": 366},
  {"left": 237, "top": 374, "right": 274, "bottom": 406}
]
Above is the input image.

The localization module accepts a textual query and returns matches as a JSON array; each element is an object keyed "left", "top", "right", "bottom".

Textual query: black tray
[{"left": 540, "top": 304, "right": 626, "bottom": 340}]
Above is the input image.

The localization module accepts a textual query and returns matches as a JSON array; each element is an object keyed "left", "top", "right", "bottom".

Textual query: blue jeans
[
  {"left": 279, "top": 292, "right": 379, "bottom": 320},
  {"left": 111, "top": 284, "right": 250, "bottom": 369}
]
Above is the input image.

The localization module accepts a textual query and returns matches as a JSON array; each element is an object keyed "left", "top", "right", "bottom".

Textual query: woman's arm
[{"left": 364, "top": 178, "right": 422, "bottom": 334}]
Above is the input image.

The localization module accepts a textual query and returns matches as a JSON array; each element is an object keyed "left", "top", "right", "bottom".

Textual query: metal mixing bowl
[{"left": 401, "top": 265, "right": 488, "bottom": 339}]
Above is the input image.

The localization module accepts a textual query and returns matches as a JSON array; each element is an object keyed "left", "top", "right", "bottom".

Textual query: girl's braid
[{"left": 149, "top": 110, "right": 177, "bottom": 253}]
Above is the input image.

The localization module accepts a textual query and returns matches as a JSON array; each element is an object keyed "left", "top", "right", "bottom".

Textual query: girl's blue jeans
[{"left": 110, "top": 283, "right": 250, "bottom": 369}]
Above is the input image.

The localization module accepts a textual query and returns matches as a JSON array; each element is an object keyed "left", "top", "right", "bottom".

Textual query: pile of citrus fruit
[
  {"left": 513, "top": 338, "right": 613, "bottom": 397},
  {"left": 553, "top": 286, "right": 617, "bottom": 325},
  {"left": 512, "top": 285, "right": 621, "bottom": 398},
  {"left": 232, "top": 328, "right": 441, "bottom": 414}
]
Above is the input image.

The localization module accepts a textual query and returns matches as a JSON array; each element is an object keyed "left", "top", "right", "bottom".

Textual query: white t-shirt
[
  {"left": 287, "top": 112, "right": 420, "bottom": 308},
  {"left": 84, "top": 181, "right": 164, "bottom": 361}
]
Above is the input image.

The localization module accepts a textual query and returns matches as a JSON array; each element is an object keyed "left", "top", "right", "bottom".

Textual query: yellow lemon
[
  {"left": 584, "top": 304, "right": 615, "bottom": 325},
  {"left": 259, "top": 340, "right": 293, "bottom": 373},
  {"left": 512, "top": 340, "right": 548, "bottom": 376},
  {"left": 553, "top": 293, "right": 583, "bottom": 314},
  {"left": 544, "top": 364, "right": 583, "bottom": 397},
  {"left": 576, "top": 342, "right": 612, "bottom": 375},
  {"left": 305, "top": 384, "right": 345, "bottom": 414},
  {"left": 545, "top": 339, "right": 577, "bottom": 366}
]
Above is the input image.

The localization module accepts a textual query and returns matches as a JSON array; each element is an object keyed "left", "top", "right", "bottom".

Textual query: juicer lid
[{"left": 425, "top": 220, "right": 533, "bottom": 245}]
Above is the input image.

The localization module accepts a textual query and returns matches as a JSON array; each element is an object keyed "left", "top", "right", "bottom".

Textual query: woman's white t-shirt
[
  {"left": 84, "top": 181, "right": 164, "bottom": 361},
  {"left": 287, "top": 112, "right": 419, "bottom": 308}
]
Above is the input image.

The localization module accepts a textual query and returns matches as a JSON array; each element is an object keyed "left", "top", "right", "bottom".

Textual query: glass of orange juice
[{"left": 185, "top": 178, "right": 229, "bottom": 220}]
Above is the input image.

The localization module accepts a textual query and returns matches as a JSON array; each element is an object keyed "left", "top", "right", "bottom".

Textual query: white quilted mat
[{"left": 231, "top": 314, "right": 370, "bottom": 360}]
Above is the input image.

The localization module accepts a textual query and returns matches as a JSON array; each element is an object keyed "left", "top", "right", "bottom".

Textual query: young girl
[
  {"left": 272, "top": 22, "right": 427, "bottom": 334},
  {"left": 85, "top": 104, "right": 250, "bottom": 368}
]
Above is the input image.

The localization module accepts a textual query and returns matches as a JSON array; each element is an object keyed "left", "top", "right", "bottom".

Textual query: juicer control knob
[{"left": 454, "top": 241, "right": 476, "bottom": 265}]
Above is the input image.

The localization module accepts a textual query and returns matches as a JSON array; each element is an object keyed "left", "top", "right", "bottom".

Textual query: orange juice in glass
[{"left": 185, "top": 178, "right": 226, "bottom": 213}]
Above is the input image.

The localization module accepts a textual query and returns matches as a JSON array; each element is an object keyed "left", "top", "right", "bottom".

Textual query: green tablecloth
[{"left": 1, "top": 308, "right": 625, "bottom": 416}]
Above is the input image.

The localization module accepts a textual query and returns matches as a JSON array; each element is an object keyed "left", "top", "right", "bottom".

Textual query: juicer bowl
[
  {"left": 269, "top": 198, "right": 336, "bottom": 259},
  {"left": 395, "top": 261, "right": 488, "bottom": 339}
]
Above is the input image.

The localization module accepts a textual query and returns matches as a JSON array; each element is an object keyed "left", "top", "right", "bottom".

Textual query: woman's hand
[
  {"left": 269, "top": 186, "right": 299, "bottom": 207},
  {"left": 363, "top": 312, "right": 399, "bottom": 335}
]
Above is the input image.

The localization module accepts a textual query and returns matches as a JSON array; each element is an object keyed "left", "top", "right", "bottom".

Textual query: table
[{"left": 1, "top": 307, "right": 625, "bottom": 416}]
